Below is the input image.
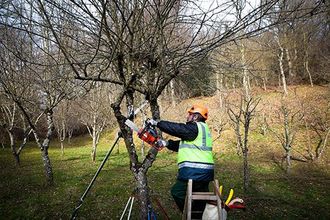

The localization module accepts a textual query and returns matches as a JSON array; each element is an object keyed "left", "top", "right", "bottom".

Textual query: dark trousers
[{"left": 171, "top": 179, "right": 210, "bottom": 219}]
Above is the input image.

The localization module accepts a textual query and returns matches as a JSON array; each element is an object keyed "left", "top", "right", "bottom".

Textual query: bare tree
[
  {"left": 0, "top": 7, "right": 78, "bottom": 184},
  {"left": 0, "top": 96, "right": 43, "bottom": 166},
  {"left": 78, "top": 83, "right": 113, "bottom": 162},
  {"left": 275, "top": 33, "right": 289, "bottom": 95},
  {"left": 54, "top": 100, "right": 70, "bottom": 155},
  {"left": 228, "top": 95, "right": 260, "bottom": 191},
  {"left": 268, "top": 100, "right": 303, "bottom": 173},
  {"left": 0, "top": 100, "right": 19, "bottom": 165},
  {"left": 66, "top": 102, "right": 83, "bottom": 144},
  {"left": 300, "top": 95, "right": 330, "bottom": 161}
]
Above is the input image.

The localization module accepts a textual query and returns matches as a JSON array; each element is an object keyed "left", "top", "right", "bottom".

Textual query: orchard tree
[
  {"left": 77, "top": 82, "right": 114, "bottom": 162},
  {"left": 0, "top": 7, "right": 78, "bottom": 184},
  {"left": 53, "top": 100, "right": 70, "bottom": 155},
  {"left": 228, "top": 94, "right": 260, "bottom": 191},
  {"left": 0, "top": 93, "right": 44, "bottom": 166}
]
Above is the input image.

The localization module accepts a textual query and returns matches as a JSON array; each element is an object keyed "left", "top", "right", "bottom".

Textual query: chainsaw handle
[{"left": 145, "top": 118, "right": 158, "bottom": 127}]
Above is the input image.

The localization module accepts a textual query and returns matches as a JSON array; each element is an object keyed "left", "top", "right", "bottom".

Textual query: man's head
[{"left": 186, "top": 104, "right": 208, "bottom": 122}]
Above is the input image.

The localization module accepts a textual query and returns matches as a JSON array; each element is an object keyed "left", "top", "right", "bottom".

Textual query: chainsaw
[{"left": 125, "top": 119, "right": 163, "bottom": 150}]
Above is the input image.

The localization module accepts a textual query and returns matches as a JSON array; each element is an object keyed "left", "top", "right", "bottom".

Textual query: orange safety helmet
[{"left": 187, "top": 104, "right": 208, "bottom": 120}]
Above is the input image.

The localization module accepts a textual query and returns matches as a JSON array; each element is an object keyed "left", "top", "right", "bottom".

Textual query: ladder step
[
  {"left": 192, "top": 192, "right": 214, "bottom": 195},
  {"left": 191, "top": 194, "right": 218, "bottom": 200}
]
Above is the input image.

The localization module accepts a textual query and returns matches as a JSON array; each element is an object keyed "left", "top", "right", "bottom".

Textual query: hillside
[{"left": 160, "top": 85, "right": 330, "bottom": 160}]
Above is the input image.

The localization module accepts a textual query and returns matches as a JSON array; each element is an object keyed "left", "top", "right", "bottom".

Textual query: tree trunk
[
  {"left": 149, "top": 99, "right": 161, "bottom": 120},
  {"left": 262, "top": 76, "right": 267, "bottom": 91},
  {"left": 243, "top": 148, "right": 249, "bottom": 192},
  {"left": 138, "top": 97, "right": 161, "bottom": 219},
  {"left": 111, "top": 85, "right": 161, "bottom": 219},
  {"left": 285, "top": 149, "right": 291, "bottom": 174},
  {"left": 235, "top": 118, "right": 242, "bottom": 155},
  {"left": 112, "top": 102, "right": 146, "bottom": 217},
  {"left": 285, "top": 48, "right": 293, "bottom": 79},
  {"left": 240, "top": 42, "right": 250, "bottom": 100},
  {"left": 305, "top": 59, "right": 313, "bottom": 87},
  {"left": 60, "top": 120, "right": 66, "bottom": 155},
  {"left": 260, "top": 112, "right": 267, "bottom": 135},
  {"left": 7, "top": 129, "right": 20, "bottom": 166},
  {"left": 41, "top": 146, "right": 53, "bottom": 185},
  {"left": 91, "top": 127, "right": 97, "bottom": 162},
  {"left": 303, "top": 32, "right": 313, "bottom": 87},
  {"left": 276, "top": 37, "right": 288, "bottom": 96},
  {"left": 60, "top": 141, "right": 64, "bottom": 155},
  {"left": 40, "top": 110, "right": 55, "bottom": 185},
  {"left": 68, "top": 129, "right": 73, "bottom": 144},
  {"left": 282, "top": 106, "right": 293, "bottom": 174},
  {"left": 304, "top": 119, "right": 314, "bottom": 160},
  {"left": 279, "top": 46, "right": 288, "bottom": 96},
  {"left": 136, "top": 171, "right": 150, "bottom": 219},
  {"left": 2, "top": 104, "right": 20, "bottom": 165},
  {"left": 316, "top": 128, "right": 330, "bottom": 160},
  {"left": 216, "top": 71, "right": 224, "bottom": 108},
  {"left": 243, "top": 100, "right": 251, "bottom": 191}
]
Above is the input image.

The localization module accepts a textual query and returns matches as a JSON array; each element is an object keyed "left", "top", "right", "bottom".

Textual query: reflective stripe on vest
[
  {"left": 177, "top": 122, "right": 214, "bottom": 165},
  {"left": 178, "top": 162, "right": 214, "bottom": 170}
]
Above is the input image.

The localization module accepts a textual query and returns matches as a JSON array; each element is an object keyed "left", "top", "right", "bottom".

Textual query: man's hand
[
  {"left": 157, "top": 139, "right": 168, "bottom": 148},
  {"left": 147, "top": 118, "right": 158, "bottom": 126},
  {"left": 155, "top": 139, "right": 168, "bottom": 151}
]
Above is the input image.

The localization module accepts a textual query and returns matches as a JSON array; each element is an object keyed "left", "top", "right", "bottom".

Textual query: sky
[
  {"left": 198, "top": 0, "right": 260, "bottom": 17},
  {"left": 181, "top": 0, "right": 261, "bottom": 28}
]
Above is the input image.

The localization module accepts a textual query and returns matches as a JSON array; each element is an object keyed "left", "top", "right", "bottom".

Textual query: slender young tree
[
  {"left": 78, "top": 83, "right": 113, "bottom": 162},
  {"left": 0, "top": 96, "right": 43, "bottom": 166},
  {"left": 228, "top": 95, "right": 260, "bottom": 191},
  {"left": 268, "top": 100, "right": 303, "bottom": 173},
  {"left": 54, "top": 100, "right": 70, "bottom": 155}
]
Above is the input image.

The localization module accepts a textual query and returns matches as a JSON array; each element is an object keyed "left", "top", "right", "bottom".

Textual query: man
[{"left": 149, "top": 104, "right": 214, "bottom": 218}]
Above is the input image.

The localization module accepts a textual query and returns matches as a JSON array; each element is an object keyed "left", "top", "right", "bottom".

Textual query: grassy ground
[
  {"left": 0, "top": 134, "right": 329, "bottom": 220},
  {"left": 1, "top": 85, "right": 330, "bottom": 219}
]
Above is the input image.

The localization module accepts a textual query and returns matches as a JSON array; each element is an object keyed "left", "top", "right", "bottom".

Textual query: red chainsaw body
[
  {"left": 125, "top": 119, "right": 163, "bottom": 150},
  {"left": 138, "top": 128, "right": 159, "bottom": 146}
]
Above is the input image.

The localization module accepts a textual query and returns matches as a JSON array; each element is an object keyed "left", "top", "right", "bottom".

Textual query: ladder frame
[{"left": 182, "top": 179, "right": 222, "bottom": 220}]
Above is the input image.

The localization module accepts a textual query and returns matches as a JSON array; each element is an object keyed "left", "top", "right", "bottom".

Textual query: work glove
[
  {"left": 157, "top": 139, "right": 168, "bottom": 147},
  {"left": 155, "top": 139, "right": 168, "bottom": 151},
  {"left": 147, "top": 118, "right": 158, "bottom": 126}
]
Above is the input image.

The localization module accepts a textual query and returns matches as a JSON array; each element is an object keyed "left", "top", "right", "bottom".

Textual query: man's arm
[
  {"left": 167, "top": 140, "right": 180, "bottom": 152},
  {"left": 157, "top": 120, "right": 198, "bottom": 141}
]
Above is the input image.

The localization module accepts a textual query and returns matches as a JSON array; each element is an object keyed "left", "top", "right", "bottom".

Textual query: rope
[{"left": 153, "top": 197, "right": 170, "bottom": 220}]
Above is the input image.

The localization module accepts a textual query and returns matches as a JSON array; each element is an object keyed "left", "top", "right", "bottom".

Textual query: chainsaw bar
[{"left": 125, "top": 119, "right": 140, "bottom": 132}]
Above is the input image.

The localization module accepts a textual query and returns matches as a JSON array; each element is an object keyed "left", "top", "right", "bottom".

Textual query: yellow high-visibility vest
[{"left": 177, "top": 122, "right": 214, "bottom": 168}]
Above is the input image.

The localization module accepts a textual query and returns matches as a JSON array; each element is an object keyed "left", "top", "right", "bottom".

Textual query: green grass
[{"left": 1, "top": 128, "right": 329, "bottom": 220}]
